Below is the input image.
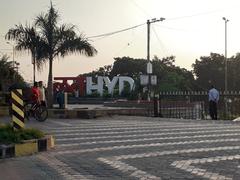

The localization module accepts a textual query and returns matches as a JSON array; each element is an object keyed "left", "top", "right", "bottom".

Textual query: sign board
[
  {"left": 147, "top": 62, "right": 152, "bottom": 74},
  {"left": 140, "top": 75, "right": 149, "bottom": 85},
  {"left": 151, "top": 75, "right": 157, "bottom": 85}
]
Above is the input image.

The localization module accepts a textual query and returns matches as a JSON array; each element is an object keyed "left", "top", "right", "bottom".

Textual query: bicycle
[{"left": 24, "top": 101, "right": 48, "bottom": 122}]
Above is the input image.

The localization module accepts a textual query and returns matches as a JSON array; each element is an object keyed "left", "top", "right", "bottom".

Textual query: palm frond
[
  {"left": 5, "top": 23, "right": 46, "bottom": 71},
  {"left": 54, "top": 24, "right": 97, "bottom": 58},
  {"left": 5, "top": 24, "right": 25, "bottom": 41}
]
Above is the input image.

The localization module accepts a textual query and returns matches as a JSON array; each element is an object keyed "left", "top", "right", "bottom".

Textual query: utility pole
[
  {"left": 146, "top": 18, "right": 165, "bottom": 101},
  {"left": 147, "top": 18, "right": 165, "bottom": 62}
]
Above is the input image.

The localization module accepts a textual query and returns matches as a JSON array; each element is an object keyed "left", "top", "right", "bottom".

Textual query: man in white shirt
[
  {"left": 38, "top": 81, "right": 46, "bottom": 107},
  {"left": 208, "top": 85, "right": 219, "bottom": 120}
]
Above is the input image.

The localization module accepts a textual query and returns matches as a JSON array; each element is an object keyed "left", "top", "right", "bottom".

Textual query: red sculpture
[{"left": 53, "top": 76, "right": 86, "bottom": 96}]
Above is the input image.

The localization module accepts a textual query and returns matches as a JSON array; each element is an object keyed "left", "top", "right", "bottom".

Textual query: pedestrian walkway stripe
[
  {"left": 98, "top": 146, "right": 240, "bottom": 180},
  {"left": 55, "top": 138, "right": 240, "bottom": 154},
  {"left": 46, "top": 123, "right": 211, "bottom": 130},
  {"left": 171, "top": 155, "right": 240, "bottom": 180},
  {"left": 50, "top": 124, "right": 240, "bottom": 134},
  {"left": 57, "top": 132, "right": 240, "bottom": 147},
  {"left": 55, "top": 127, "right": 240, "bottom": 140},
  {"left": 11, "top": 89, "right": 24, "bottom": 130}
]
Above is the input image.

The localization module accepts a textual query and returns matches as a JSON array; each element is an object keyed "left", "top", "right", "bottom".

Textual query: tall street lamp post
[
  {"left": 6, "top": 42, "right": 15, "bottom": 69},
  {"left": 222, "top": 17, "right": 229, "bottom": 93},
  {"left": 6, "top": 42, "right": 16, "bottom": 80},
  {"left": 15, "top": 62, "right": 20, "bottom": 74},
  {"left": 223, "top": 17, "right": 229, "bottom": 118}
]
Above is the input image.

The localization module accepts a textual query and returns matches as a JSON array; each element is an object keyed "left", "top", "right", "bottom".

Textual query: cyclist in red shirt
[{"left": 31, "top": 82, "right": 40, "bottom": 104}]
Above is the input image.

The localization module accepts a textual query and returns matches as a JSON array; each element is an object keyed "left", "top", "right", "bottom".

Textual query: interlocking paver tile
[{"left": 2, "top": 116, "right": 240, "bottom": 179}]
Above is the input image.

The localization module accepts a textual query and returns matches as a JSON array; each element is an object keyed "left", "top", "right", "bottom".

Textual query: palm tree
[
  {"left": 35, "top": 3, "right": 97, "bottom": 107},
  {"left": 0, "top": 55, "right": 24, "bottom": 91},
  {"left": 5, "top": 24, "right": 44, "bottom": 83}
]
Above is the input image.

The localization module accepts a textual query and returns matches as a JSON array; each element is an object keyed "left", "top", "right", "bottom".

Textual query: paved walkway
[{"left": 1, "top": 116, "right": 240, "bottom": 179}]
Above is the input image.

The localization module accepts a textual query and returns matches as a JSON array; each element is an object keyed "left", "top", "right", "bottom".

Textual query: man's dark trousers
[{"left": 209, "top": 100, "right": 217, "bottom": 120}]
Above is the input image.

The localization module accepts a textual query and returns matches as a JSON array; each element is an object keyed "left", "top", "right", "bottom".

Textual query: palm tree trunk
[
  {"left": 47, "top": 56, "right": 53, "bottom": 108},
  {"left": 32, "top": 54, "right": 36, "bottom": 83}
]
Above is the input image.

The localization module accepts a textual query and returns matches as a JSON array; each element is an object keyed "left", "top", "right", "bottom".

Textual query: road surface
[{"left": 1, "top": 116, "right": 240, "bottom": 179}]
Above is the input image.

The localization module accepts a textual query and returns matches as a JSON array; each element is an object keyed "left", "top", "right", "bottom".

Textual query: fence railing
[{"left": 157, "top": 91, "right": 240, "bottom": 120}]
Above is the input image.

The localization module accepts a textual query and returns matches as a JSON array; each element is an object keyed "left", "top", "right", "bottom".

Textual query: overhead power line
[
  {"left": 167, "top": 8, "right": 225, "bottom": 21},
  {"left": 87, "top": 23, "right": 146, "bottom": 39},
  {"left": 86, "top": 8, "right": 224, "bottom": 40},
  {"left": 152, "top": 26, "right": 168, "bottom": 56},
  {"left": 0, "top": 48, "right": 12, "bottom": 50},
  {"left": 129, "top": 0, "right": 152, "bottom": 17}
]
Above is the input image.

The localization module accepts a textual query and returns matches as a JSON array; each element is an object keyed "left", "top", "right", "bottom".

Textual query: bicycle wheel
[{"left": 35, "top": 106, "right": 48, "bottom": 122}]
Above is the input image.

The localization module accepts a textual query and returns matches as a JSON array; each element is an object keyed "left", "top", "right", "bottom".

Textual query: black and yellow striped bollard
[{"left": 11, "top": 89, "right": 24, "bottom": 130}]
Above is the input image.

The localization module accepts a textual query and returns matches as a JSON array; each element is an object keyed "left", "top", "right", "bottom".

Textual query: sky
[{"left": 1, "top": 0, "right": 240, "bottom": 84}]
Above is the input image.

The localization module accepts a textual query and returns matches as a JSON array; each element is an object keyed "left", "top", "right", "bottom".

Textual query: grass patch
[{"left": 0, "top": 124, "right": 45, "bottom": 145}]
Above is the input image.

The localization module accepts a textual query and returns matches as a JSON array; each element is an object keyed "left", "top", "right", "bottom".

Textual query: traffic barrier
[{"left": 11, "top": 89, "right": 24, "bottom": 130}]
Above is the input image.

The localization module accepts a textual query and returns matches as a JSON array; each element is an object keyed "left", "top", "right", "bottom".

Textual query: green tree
[
  {"left": 111, "top": 56, "right": 146, "bottom": 77},
  {"left": 152, "top": 56, "right": 196, "bottom": 91},
  {"left": 223, "top": 53, "right": 240, "bottom": 91},
  {"left": 192, "top": 53, "right": 225, "bottom": 90},
  {"left": 110, "top": 57, "right": 147, "bottom": 97},
  {"left": 82, "top": 65, "right": 112, "bottom": 77},
  {"left": 5, "top": 24, "right": 44, "bottom": 83},
  {"left": 34, "top": 3, "right": 97, "bottom": 107},
  {"left": 83, "top": 56, "right": 196, "bottom": 98}
]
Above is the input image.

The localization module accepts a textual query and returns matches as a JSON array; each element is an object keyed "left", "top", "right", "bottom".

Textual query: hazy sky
[{"left": 1, "top": 0, "right": 240, "bottom": 84}]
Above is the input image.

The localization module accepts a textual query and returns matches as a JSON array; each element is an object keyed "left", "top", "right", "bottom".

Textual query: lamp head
[
  {"left": 160, "top": 17, "right": 165, "bottom": 21},
  {"left": 222, "top": 17, "right": 229, "bottom": 22}
]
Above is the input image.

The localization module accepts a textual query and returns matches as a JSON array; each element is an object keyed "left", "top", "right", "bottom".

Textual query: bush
[
  {"left": 102, "top": 90, "right": 112, "bottom": 98},
  {"left": 0, "top": 124, "right": 45, "bottom": 144},
  {"left": 86, "top": 91, "right": 100, "bottom": 97},
  {"left": 127, "top": 90, "right": 138, "bottom": 100}
]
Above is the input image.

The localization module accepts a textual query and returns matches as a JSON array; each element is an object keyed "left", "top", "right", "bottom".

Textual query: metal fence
[{"left": 157, "top": 91, "right": 240, "bottom": 120}]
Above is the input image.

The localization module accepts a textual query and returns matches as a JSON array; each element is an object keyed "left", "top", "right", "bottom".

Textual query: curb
[
  {"left": 0, "top": 106, "right": 152, "bottom": 119},
  {"left": 0, "top": 135, "right": 55, "bottom": 159},
  {"left": 48, "top": 108, "right": 151, "bottom": 119}
]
